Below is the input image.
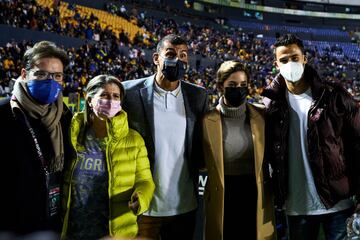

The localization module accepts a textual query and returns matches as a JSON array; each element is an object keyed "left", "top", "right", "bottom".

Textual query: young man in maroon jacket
[{"left": 262, "top": 34, "right": 360, "bottom": 240}]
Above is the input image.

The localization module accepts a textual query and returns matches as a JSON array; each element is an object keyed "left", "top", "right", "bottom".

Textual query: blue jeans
[{"left": 287, "top": 207, "right": 353, "bottom": 240}]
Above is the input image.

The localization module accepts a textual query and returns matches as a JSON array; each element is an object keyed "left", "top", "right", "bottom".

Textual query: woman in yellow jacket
[
  {"left": 202, "top": 61, "right": 275, "bottom": 240},
  {"left": 61, "top": 75, "right": 155, "bottom": 239}
]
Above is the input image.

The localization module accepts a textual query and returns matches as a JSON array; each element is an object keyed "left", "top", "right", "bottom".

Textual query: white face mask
[{"left": 279, "top": 61, "right": 304, "bottom": 83}]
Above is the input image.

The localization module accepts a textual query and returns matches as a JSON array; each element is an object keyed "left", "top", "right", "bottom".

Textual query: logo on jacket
[{"left": 310, "top": 108, "right": 324, "bottom": 122}]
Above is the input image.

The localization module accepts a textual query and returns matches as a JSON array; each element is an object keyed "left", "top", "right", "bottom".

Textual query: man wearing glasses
[{"left": 0, "top": 41, "right": 72, "bottom": 236}]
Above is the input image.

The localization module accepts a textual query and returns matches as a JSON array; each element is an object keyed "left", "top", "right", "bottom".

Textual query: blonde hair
[{"left": 216, "top": 60, "right": 250, "bottom": 91}]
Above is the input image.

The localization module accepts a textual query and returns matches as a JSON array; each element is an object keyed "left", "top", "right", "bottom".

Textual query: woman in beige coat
[{"left": 202, "top": 61, "right": 275, "bottom": 240}]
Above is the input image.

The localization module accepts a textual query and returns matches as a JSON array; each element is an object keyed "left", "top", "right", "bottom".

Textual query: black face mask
[
  {"left": 224, "top": 87, "right": 248, "bottom": 107},
  {"left": 162, "top": 58, "right": 186, "bottom": 82}
]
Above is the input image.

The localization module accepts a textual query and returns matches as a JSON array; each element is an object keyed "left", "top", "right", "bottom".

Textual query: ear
[
  {"left": 217, "top": 83, "right": 224, "bottom": 95},
  {"left": 303, "top": 55, "right": 308, "bottom": 64},
  {"left": 20, "top": 68, "right": 27, "bottom": 80},
  {"left": 153, "top": 52, "right": 159, "bottom": 66},
  {"left": 274, "top": 60, "right": 280, "bottom": 70},
  {"left": 86, "top": 95, "right": 93, "bottom": 108}
]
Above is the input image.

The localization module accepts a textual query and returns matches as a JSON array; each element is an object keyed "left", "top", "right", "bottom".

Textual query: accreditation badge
[{"left": 46, "top": 171, "right": 61, "bottom": 218}]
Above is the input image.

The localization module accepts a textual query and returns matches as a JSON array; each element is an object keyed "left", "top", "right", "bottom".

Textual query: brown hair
[
  {"left": 23, "top": 41, "right": 69, "bottom": 70},
  {"left": 216, "top": 60, "right": 250, "bottom": 91},
  {"left": 84, "top": 74, "right": 125, "bottom": 126}
]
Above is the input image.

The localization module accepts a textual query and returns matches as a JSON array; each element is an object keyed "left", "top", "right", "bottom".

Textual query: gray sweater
[{"left": 219, "top": 97, "right": 254, "bottom": 176}]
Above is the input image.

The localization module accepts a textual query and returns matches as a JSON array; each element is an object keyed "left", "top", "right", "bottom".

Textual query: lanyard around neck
[
  {"left": 12, "top": 106, "right": 49, "bottom": 175},
  {"left": 23, "top": 116, "right": 49, "bottom": 174}
]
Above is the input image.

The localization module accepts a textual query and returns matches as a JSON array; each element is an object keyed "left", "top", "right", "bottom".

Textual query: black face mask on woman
[
  {"left": 224, "top": 87, "right": 248, "bottom": 107},
  {"left": 162, "top": 58, "right": 186, "bottom": 82}
]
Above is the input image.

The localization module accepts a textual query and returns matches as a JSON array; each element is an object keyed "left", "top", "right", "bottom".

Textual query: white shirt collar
[{"left": 154, "top": 80, "right": 181, "bottom": 98}]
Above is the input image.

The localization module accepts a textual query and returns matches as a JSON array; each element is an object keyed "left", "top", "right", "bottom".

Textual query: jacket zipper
[
  {"left": 308, "top": 89, "right": 325, "bottom": 117},
  {"left": 278, "top": 106, "right": 288, "bottom": 205},
  {"left": 307, "top": 89, "right": 327, "bottom": 207},
  {"left": 106, "top": 121, "right": 113, "bottom": 235}
]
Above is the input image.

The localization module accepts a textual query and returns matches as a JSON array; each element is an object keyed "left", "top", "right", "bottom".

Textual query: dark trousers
[
  {"left": 287, "top": 207, "right": 353, "bottom": 240},
  {"left": 137, "top": 210, "right": 197, "bottom": 240},
  {"left": 224, "top": 175, "right": 257, "bottom": 240}
]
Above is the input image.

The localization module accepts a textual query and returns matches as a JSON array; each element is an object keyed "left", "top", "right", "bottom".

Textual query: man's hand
[
  {"left": 355, "top": 203, "right": 360, "bottom": 213},
  {"left": 128, "top": 192, "right": 140, "bottom": 214}
]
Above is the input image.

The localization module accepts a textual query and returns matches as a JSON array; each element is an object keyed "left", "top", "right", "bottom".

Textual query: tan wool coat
[{"left": 202, "top": 103, "right": 276, "bottom": 240}]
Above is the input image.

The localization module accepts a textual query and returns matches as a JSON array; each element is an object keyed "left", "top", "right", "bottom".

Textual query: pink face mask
[{"left": 91, "top": 98, "right": 122, "bottom": 119}]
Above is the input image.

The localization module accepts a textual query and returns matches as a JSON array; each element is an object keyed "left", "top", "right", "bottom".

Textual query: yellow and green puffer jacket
[{"left": 61, "top": 110, "right": 155, "bottom": 239}]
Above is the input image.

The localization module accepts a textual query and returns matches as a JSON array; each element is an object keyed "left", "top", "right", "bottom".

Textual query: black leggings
[{"left": 224, "top": 175, "right": 257, "bottom": 240}]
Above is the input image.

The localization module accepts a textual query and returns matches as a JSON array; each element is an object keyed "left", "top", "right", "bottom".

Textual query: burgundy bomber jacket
[{"left": 262, "top": 64, "right": 360, "bottom": 209}]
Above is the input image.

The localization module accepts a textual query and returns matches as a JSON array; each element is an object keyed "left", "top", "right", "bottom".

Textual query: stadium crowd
[{"left": 0, "top": 0, "right": 359, "bottom": 106}]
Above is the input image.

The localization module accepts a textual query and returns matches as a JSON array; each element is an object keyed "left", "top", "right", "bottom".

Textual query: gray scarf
[{"left": 11, "top": 80, "right": 64, "bottom": 172}]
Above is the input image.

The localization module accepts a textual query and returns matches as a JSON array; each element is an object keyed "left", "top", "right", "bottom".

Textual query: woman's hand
[{"left": 128, "top": 192, "right": 140, "bottom": 214}]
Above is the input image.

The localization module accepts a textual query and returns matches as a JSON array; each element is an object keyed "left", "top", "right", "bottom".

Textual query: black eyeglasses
[{"left": 30, "top": 70, "right": 64, "bottom": 81}]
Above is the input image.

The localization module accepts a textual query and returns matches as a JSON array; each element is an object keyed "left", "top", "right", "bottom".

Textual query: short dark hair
[
  {"left": 273, "top": 34, "right": 305, "bottom": 54},
  {"left": 156, "top": 34, "right": 187, "bottom": 53},
  {"left": 23, "top": 41, "right": 69, "bottom": 70}
]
